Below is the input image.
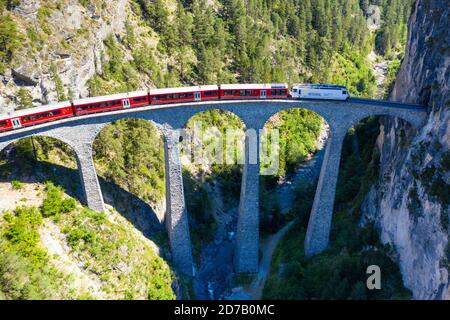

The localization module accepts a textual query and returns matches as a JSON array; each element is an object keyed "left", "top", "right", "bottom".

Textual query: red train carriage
[
  {"left": 220, "top": 83, "right": 288, "bottom": 99},
  {"left": 73, "top": 91, "right": 149, "bottom": 115},
  {"left": 0, "top": 83, "right": 293, "bottom": 134},
  {"left": 0, "top": 102, "right": 73, "bottom": 132},
  {"left": 150, "top": 85, "right": 219, "bottom": 105}
]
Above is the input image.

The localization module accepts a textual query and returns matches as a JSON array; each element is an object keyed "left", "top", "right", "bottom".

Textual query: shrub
[
  {"left": 41, "top": 182, "right": 77, "bottom": 218},
  {"left": 0, "top": 206, "right": 67, "bottom": 299},
  {"left": 67, "top": 226, "right": 96, "bottom": 248},
  {"left": 11, "top": 180, "right": 24, "bottom": 190}
]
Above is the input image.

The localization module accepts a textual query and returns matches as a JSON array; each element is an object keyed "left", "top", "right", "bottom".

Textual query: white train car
[{"left": 290, "top": 84, "right": 350, "bottom": 100}]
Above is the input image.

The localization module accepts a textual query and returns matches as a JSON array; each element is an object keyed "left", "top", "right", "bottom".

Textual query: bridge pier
[
  {"left": 304, "top": 126, "right": 347, "bottom": 256},
  {"left": 235, "top": 129, "right": 259, "bottom": 273},
  {"left": 74, "top": 144, "right": 105, "bottom": 213},
  {"left": 163, "top": 128, "right": 195, "bottom": 276}
]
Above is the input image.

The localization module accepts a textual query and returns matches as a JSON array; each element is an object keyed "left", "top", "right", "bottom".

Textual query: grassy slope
[{"left": 0, "top": 182, "right": 175, "bottom": 300}]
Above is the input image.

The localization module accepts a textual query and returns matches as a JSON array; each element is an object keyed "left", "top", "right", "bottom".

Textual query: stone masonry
[
  {"left": 162, "top": 126, "right": 195, "bottom": 276},
  {"left": 304, "top": 123, "right": 349, "bottom": 256},
  {"left": 235, "top": 129, "right": 260, "bottom": 272}
]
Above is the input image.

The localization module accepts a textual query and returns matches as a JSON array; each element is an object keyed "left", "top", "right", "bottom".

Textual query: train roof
[
  {"left": 150, "top": 85, "right": 219, "bottom": 95},
  {"left": 0, "top": 101, "right": 72, "bottom": 121},
  {"left": 220, "top": 83, "right": 288, "bottom": 89},
  {"left": 293, "top": 84, "right": 347, "bottom": 90},
  {"left": 73, "top": 91, "right": 148, "bottom": 105}
]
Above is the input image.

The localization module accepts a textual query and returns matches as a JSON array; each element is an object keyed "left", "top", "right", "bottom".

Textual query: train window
[
  {"left": 186, "top": 93, "right": 193, "bottom": 98},
  {"left": 173, "top": 94, "right": 180, "bottom": 99},
  {"left": 271, "top": 90, "right": 284, "bottom": 95},
  {"left": 0, "top": 121, "right": 6, "bottom": 127},
  {"left": 240, "top": 90, "right": 252, "bottom": 96},
  {"left": 203, "top": 91, "right": 217, "bottom": 96},
  {"left": 49, "top": 110, "right": 61, "bottom": 116},
  {"left": 133, "top": 97, "right": 146, "bottom": 102}
]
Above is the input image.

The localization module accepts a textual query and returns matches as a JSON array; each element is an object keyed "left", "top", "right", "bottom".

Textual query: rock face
[
  {"left": 361, "top": 0, "right": 449, "bottom": 300},
  {"left": 0, "top": 0, "right": 129, "bottom": 113}
]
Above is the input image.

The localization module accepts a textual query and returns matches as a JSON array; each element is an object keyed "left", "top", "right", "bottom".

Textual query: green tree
[{"left": 0, "top": 12, "right": 21, "bottom": 72}]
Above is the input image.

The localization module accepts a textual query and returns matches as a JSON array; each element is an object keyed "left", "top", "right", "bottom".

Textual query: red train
[{"left": 0, "top": 84, "right": 289, "bottom": 132}]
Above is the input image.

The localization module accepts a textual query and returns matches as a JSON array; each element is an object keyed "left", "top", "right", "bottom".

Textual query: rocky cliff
[
  {"left": 0, "top": 0, "right": 129, "bottom": 113},
  {"left": 362, "top": 0, "right": 449, "bottom": 300}
]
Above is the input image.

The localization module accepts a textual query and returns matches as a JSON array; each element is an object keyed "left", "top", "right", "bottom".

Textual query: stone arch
[
  {"left": 180, "top": 108, "right": 250, "bottom": 287},
  {"left": 91, "top": 117, "right": 167, "bottom": 230},
  {"left": 90, "top": 116, "right": 195, "bottom": 276},
  {"left": 261, "top": 104, "right": 332, "bottom": 134},
  {"left": 304, "top": 112, "right": 419, "bottom": 257},
  {"left": 346, "top": 111, "right": 422, "bottom": 132},
  {"left": 183, "top": 108, "right": 247, "bottom": 130},
  {"left": 262, "top": 106, "right": 331, "bottom": 176},
  {"left": 258, "top": 107, "right": 330, "bottom": 238},
  {"left": 183, "top": 108, "right": 247, "bottom": 169}
]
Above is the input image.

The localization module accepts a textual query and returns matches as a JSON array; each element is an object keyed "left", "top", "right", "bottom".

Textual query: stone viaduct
[{"left": 0, "top": 98, "right": 427, "bottom": 276}]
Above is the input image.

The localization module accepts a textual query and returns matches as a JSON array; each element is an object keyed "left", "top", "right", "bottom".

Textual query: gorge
[{"left": 0, "top": 0, "right": 448, "bottom": 300}]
